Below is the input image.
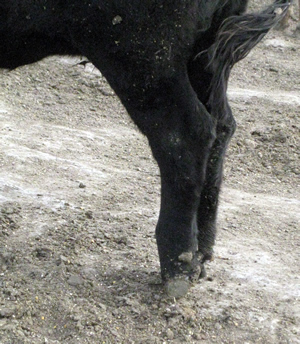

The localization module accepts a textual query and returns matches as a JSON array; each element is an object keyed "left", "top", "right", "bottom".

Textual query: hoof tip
[{"left": 165, "top": 278, "right": 190, "bottom": 298}]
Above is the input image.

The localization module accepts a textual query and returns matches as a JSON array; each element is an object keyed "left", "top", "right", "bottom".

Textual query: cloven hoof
[
  {"left": 164, "top": 254, "right": 205, "bottom": 298},
  {"left": 165, "top": 278, "right": 191, "bottom": 298}
]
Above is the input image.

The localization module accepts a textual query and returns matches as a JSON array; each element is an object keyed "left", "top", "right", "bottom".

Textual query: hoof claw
[{"left": 165, "top": 278, "right": 190, "bottom": 298}]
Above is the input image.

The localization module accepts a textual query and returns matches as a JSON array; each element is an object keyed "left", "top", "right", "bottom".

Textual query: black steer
[{"left": 0, "top": 0, "right": 290, "bottom": 297}]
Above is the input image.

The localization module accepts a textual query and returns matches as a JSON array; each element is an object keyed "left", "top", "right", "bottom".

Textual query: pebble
[
  {"left": 67, "top": 274, "right": 84, "bottom": 286},
  {"left": 215, "top": 323, "right": 222, "bottom": 330},
  {"left": 85, "top": 210, "right": 93, "bottom": 219},
  {"left": 0, "top": 307, "right": 15, "bottom": 318},
  {"left": 98, "top": 303, "right": 107, "bottom": 311},
  {"left": 2, "top": 323, "right": 16, "bottom": 331},
  {"left": 0, "top": 319, "right": 7, "bottom": 327},
  {"left": 244, "top": 139, "right": 256, "bottom": 149},
  {"left": 166, "top": 328, "right": 174, "bottom": 340},
  {"left": 16, "top": 329, "right": 25, "bottom": 337}
]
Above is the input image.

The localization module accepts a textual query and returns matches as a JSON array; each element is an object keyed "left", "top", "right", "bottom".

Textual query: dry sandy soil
[{"left": 0, "top": 3, "right": 299, "bottom": 344}]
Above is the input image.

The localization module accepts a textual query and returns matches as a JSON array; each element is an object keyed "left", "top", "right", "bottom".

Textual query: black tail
[{"left": 206, "top": 0, "right": 291, "bottom": 115}]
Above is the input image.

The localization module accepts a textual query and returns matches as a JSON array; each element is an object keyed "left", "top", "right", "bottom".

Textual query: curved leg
[
  {"left": 78, "top": 49, "right": 216, "bottom": 294},
  {"left": 68, "top": 15, "right": 219, "bottom": 295},
  {"left": 66, "top": 0, "right": 289, "bottom": 296},
  {"left": 126, "top": 74, "right": 216, "bottom": 292},
  {"left": 197, "top": 115, "right": 236, "bottom": 264},
  {"left": 101, "top": 71, "right": 216, "bottom": 297},
  {"left": 186, "top": 0, "right": 290, "bottom": 274},
  {"left": 188, "top": 50, "right": 236, "bottom": 273},
  {"left": 67, "top": 7, "right": 237, "bottom": 295}
]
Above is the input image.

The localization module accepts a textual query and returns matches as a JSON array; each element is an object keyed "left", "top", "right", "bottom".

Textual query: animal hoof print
[{"left": 165, "top": 277, "right": 191, "bottom": 298}]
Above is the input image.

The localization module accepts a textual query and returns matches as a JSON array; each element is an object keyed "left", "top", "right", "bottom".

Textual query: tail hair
[{"left": 205, "top": 0, "right": 291, "bottom": 114}]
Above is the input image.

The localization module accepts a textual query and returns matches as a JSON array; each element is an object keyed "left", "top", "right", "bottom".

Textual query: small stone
[
  {"left": 0, "top": 319, "right": 8, "bottom": 327},
  {"left": 112, "top": 15, "right": 122, "bottom": 25},
  {"left": 0, "top": 251, "right": 16, "bottom": 266},
  {"left": 269, "top": 67, "right": 278, "bottom": 73},
  {"left": 60, "top": 255, "right": 69, "bottom": 263},
  {"left": 244, "top": 139, "right": 256, "bottom": 149},
  {"left": 0, "top": 307, "right": 15, "bottom": 318},
  {"left": 166, "top": 328, "right": 174, "bottom": 340},
  {"left": 193, "top": 333, "right": 203, "bottom": 340},
  {"left": 114, "top": 235, "right": 128, "bottom": 245},
  {"left": 34, "top": 247, "right": 52, "bottom": 259},
  {"left": 98, "top": 303, "right": 107, "bottom": 311},
  {"left": 16, "top": 329, "right": 25, "bottom": 337},
  {"left": 79, "top": 182, "right": 86, "bottom": 188},
  {"left": 215, "top": 323, "right": 222, "bottom": 330},
  {"left": 2, "top": 323, "right": 17, "bottom": 331},
  {"left": 67, "top": 274, "right": 84, "bottom": 286},
  {"left": 85, "top": 210, "right": 93, "bottom": 219}
]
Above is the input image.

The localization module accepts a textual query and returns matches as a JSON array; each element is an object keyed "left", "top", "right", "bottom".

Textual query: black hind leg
[
  {"left": 187, "top": 0, "right": 289, "bottom": 273},
  {"left": 197, "top": 116, "right": 236, "bottom": 269},
  {"left": 188, "top": 50, "right": 236, "bottom": 275},
  {"left": 134, "top": 75, "right": 216, "bottom": 295}
]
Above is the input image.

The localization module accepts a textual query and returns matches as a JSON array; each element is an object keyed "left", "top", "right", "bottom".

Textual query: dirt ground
[{"left": 0, "top": 4, "right": 299, "bottom": 344}]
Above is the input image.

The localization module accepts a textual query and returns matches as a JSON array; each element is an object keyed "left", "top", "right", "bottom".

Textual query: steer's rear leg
[
  {"left": 187, "top": 0, "right": 291, "bottom": 274},
  {"left": 188, "top": 54, "right": 236, "bottom": 274},
  {"left": 196, "top": 114, "right": 236, "bottom": 269},
  {"left": 130, "top": 74, "right": 217, "bottom": 297},
  {"left": 68, "top": 33, "right": 216, "bottom": 296},
  {"left": 111, "top": 70, "right": 216, "bottom": 296}
]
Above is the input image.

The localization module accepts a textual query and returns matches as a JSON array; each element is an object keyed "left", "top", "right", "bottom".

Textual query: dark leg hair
[
  {"left": 196, "top": 113, "right": 236, "bottom": 265},
  {"left": 187, "top": 0, "right": 291, "bottom": 272},
  {"left": 188, "top": 53, "right": 236, "bottom": 272},
  {"left": 123, "top": 72, "right": 216, "bottom": 288}
]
